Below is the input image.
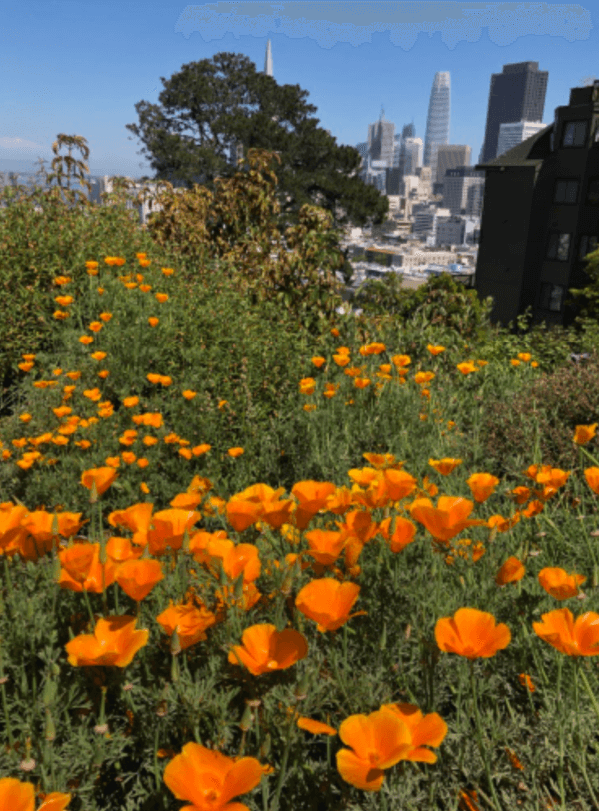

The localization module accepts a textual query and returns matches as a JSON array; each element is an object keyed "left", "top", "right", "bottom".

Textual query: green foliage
[
  {"left": 354, "top": 272, "right": 494, "bottom": 340},
  {"left": 0, "top": 135, "right": 173, "bottom": 399},
  {"left": 480, "top": 350, "right": 599, "bottom": 476},
  {"left": 125, "top": 51, "right": 389, "bottom": 231},
  {"left": 566, "top": 246, "right": 599, "bottom": 323},
  {"left": 143, "top": 148, "right": 346, "bottom": 333}
]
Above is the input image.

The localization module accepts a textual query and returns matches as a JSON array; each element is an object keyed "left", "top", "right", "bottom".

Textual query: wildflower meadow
[{"left": 1, "top": 140, "right": 599, "bottom": 811}]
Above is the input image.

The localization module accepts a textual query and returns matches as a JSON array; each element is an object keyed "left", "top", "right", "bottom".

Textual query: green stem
[
  {"left": 269, "top": 711, "right": 295, "bottom": 811},
  {"left": 556, "top": 656, "right": 566, "bottom": 811},
  {"left": 578, "top": 664, "right": 599, "bottom": 724},
  {"left": 470, "top": 661, "right": 501, "bottom": 811}
]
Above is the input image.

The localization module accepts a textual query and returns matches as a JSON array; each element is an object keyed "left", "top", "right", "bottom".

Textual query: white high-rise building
[
  {"left": 402, "top": 137, "right": 423, "bottom": 175},
  {"left": 423, "top": 72, "right": 451, "bottom": 182},
  {"left": 368, "top": 108, "right": 395, "bottom": 166},
  {"left": 264, "top": 39, "right": 273, "bottom": 77},
  {"left": 496, "top": 120, "right": 548, "bottom": 158}
]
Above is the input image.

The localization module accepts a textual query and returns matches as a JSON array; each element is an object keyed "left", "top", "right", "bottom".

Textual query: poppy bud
[
  {"left": 234, "top": 572, "right": 245, "bottom": 602},
  {"left": 45, "top": 708, "right": 56, "bottom": 742},
  {"left": 43, "top": 678, "right": 57, "bottom": 707},
  {"left": 170, "top": 629, "right": 182, "bottom": 657},
  {"left": 239, "top": 704, "right": 253, "bottom": 732},
  {"left": 260, "top": 733, "right": 271, "bottom": 759},
  {"left": 294, "top": 671, "right": 311, "bottom": 701}
]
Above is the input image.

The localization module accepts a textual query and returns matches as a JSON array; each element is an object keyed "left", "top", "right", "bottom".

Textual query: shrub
[{"left": 480, "top": 350, "right": 599, "bottom": 476}]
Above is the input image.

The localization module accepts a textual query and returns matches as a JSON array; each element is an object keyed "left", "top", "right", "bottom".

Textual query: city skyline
[{"left": 1, "top": 2, "right": 597, "bottom": 179}]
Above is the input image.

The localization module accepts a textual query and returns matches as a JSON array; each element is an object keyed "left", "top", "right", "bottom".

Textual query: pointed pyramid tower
[{"left": 264, "top": 39, "right": 273, "bottom": 77}]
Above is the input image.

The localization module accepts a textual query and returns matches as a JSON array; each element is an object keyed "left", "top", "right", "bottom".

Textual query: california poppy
[
  {"left": 58, "top": 543, "right": 117, "bottom": 593},
  {"left": 228, "top": 623, "right": 308, "bottom": 675},
  {"left": 297, "top": 716, "right": 337, "bottom": 735},
  {"left": 163, "top": 742, "right": 263, "bottom": 811},
  {"left": 429, "top": 458, "right": 462, "bottom": 476},
  {"left": 336, "top": 711, "right": 412, "bottom": 791},
  {"left": 116, "top": 559, "right": 164, "bottom": 601},
  {"left": 379, "top": 703, "right": 447, "bottom": 763},
  {"left": 108, "top": 502, "right": 154, "bottom": 547},
  {"left": 435, "top": 607, "right": 511, "bottom": 659},
  {"left": 147, "top": 509, "right": 202, "bottom": 554},
  {"left": 305, "top": 529, "right": 347, "bottom": 565},
  {"left": 0, "top": 778, "right": 71, "bottom": 811},
  {"left": 538, "top": 567, "right": 586, "bottom": 600},
  {"left": 383, "top": 516, "right": 417, "bottom": 553},
  {"left": 295, "top": 578, "right": 362, "bottom": 632},
  {"left": 65, "top": 615, "right": 149, "bottom": 667},
  {"left": 584, "top": 467, "right": 599, "bottom": 495},
  {"left": 156, "top": 601, "right": 217, "bottom": 649},
  {"left": 574, "top": 424, "right": 598, "bottom": 445},
  {"left": 291, "top": 481, "right": 337, "bottom": 529},
  {"left": 495, "top": 556, "right": 525, "bottom": 586},
  {"left": 409, "top": 497, "right": 485, "bottom": 543},
  {"left": 467, "top": 473, "right": 500, "bottom": 503},
  {"left": 81, "top": 467, "right": 117, "bottom": 497},
  {"left": 533, "top": 608, "right": 599, "bottom": 656}
]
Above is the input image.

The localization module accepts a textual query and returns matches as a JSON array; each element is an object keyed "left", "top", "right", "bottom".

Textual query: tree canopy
[{"left": 126, "top": 51, "right": 388, "bottom": 231}]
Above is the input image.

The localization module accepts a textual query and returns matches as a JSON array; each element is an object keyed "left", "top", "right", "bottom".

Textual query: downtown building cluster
[{"left": 2, "top": 47, "right": 597, "bottom": 326}]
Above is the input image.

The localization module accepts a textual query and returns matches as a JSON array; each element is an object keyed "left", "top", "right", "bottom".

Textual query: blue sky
[{"left": 1, "top": 1, "right": 597, "bottom": 180}]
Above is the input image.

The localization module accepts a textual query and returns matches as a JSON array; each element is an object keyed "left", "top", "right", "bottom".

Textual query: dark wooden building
[{"left": 475, "top": 82, "right": 599, "bottom": 326}]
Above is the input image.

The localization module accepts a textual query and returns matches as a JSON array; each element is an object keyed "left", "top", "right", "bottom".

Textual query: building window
[
  {"left": 539, "top": 283, "right": 565, "bottom": 312},
  {"left": 562, "top": 120, "right": 588, "bottom": 147},
  {"left": 579, "top": 235, "right": 599, "bottom": 260},
  {"left": 546, "top": 232, "right": 571, "bottom": 261},
  {"left": 553, "top": 179, "right": 579, "bottom": 204},
  {"left": 587, "top": 178, "right": 599, "bottom": 206}
]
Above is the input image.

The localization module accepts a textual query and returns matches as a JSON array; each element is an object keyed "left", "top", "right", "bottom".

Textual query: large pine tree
[{"left": 126, "top": 52, "right": 388, "bottom": 231}]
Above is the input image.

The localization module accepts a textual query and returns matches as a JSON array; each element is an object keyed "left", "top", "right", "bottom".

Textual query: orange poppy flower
[
  {"left": 108, "top": 502, "right": 154, "bottom": 547},
  {"left": 521, "top": 499, "right": 544, "bottom": 518},
  {"left": 379, "top": 703, "right": 448, "bottom": 763},
  {"left": 65, "top": 615, "right": 149, "bottom": 667},
  {"left": 311, "top": 356, "right": 326, "bottom": 368},
  {"left": 336, "top": 509, "right": 378, "bottom": 543},
  {"left": 156, "top": 601, "right": 217, "bottom": 648},
  {"left": 215, "top": 581, "right": 261, "bottom": 612},
  {"left": 519, "top": 673, "right": 536, "bottom": 692},
  {"left": 429, "top": 458, "right": 462, "bottom": 476},
  {"left": 336, "top": 710, "right": 412, "bottom": 791},
  {"left": 427, "top": 344, "right": 446, "bottom": 356},
  {"left": 467, "top": 473, "right": 500, "bottom": 503},
  {"left": 81, "top": 467, "right": 117, "bottom": 497},
  {"left": 147, "top": 509, "right": 202, "bottom": 555},
  {"left": 533, "top": 608, "right": 599, "bottom": 656},
  {"left": 0, "top": 778, "right": 71, "bottom": 811},
  {"left": 435, "top": 607, "right": 511, "bottom": 659},
  {"left": 228, "top": 623, "right": 308, "bottom": 675},
  {"left": 58, "top": 543, "right": 117, "bottom": 592},
  {"left": 538, "top": 567, "right": 586, "bottom": 600},
  {"left": 574, "top": 424, "right": 598, "bottom": 445},
  {"left": 409, "top": 497, "right": 485, "bottom": 543},
  {"left": 304, "top": 529, "right": 347, "bottom": 565},
  {"left": 584, "top": 467, "right": 599, "bottom": 495},
  {"left": 414, "top": 371, "right": 435, "bottom": 385},
  {"left": 228, "top": 447, "right": 244, "bottom": 458},
  {"left": 495, "top": 556, "right": 526, "bottom": 585},
  {"left": 291, "top": 480, "right": 337, "bottom": 529},
  {"left": 106, "top": 536, "right": 143, "bottom": 563},
  {"left": 385, "top": 516, "right": 417, "bottom": 553},
  {"left": 115, "top": 559, "right": 164, "bottom": 601},
  {"left": 295, "top": 578, "right": 362, "bottom": 632},
  {"left": 382, "top": 468, "right": 417, "bottom": 501},
  {"left": 163, "top": 742, "right": 264, "bottom": 811},
  {"left": 297, "top": 716, "right": 337, "bottom": 735},
  {"left": 225, "top": 496, "right": 264, "bottom": 532}
]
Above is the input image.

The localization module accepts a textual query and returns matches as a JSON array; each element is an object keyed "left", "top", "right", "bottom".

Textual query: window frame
[
  {"left": 545, "top": 231, "right": 572, "bottom": 262},
  {"left": 561, "top": 120, "right": 588, "bottom": 148},
  {"left": 539, "top": 283, "right": 566, "bottom": 313},
  {"left": 579, "top": 234, "right": 599, "bottom": 261},
  {"left": 553, "top": 178, "right": 580, "bottom": 204},
  {"left": 586, "top": 178, "right": 599, "bottom": 206}
]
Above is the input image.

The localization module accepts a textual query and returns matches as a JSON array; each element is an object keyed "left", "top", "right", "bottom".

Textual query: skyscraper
[
  {"left": 479, "top": 62, "right": 548, "bottom": 163},
  {"left": 496, "top": 120, "right": 548, "bottom": 158},
  {"left": 423, "top": 72, "right": 451, "bottom": 182},
  {"left": 402, "top": 137, "right": 423, "bottom": 176},
  {"left": 264, "top": 39, "right": 273, "bottom": 77},
  {"left": 368, "top": 108, "right": 395, "bottom": 166},
  {"left": 435, "top": 145, "right": 471, "bottom": 185}
]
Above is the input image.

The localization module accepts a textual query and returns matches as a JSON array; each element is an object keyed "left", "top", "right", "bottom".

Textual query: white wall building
[{"left": 495, "top": 120, "right": 548, "bottom": 158}]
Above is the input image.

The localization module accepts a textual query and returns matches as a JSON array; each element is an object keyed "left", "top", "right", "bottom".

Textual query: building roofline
[{"left": 475, "top": 124, "right": 553, "bottom": 171}]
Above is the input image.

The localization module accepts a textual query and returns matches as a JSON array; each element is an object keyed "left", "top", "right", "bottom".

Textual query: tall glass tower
[{"left": 423, "top": 72, "right": 451, "bottom": 182}]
